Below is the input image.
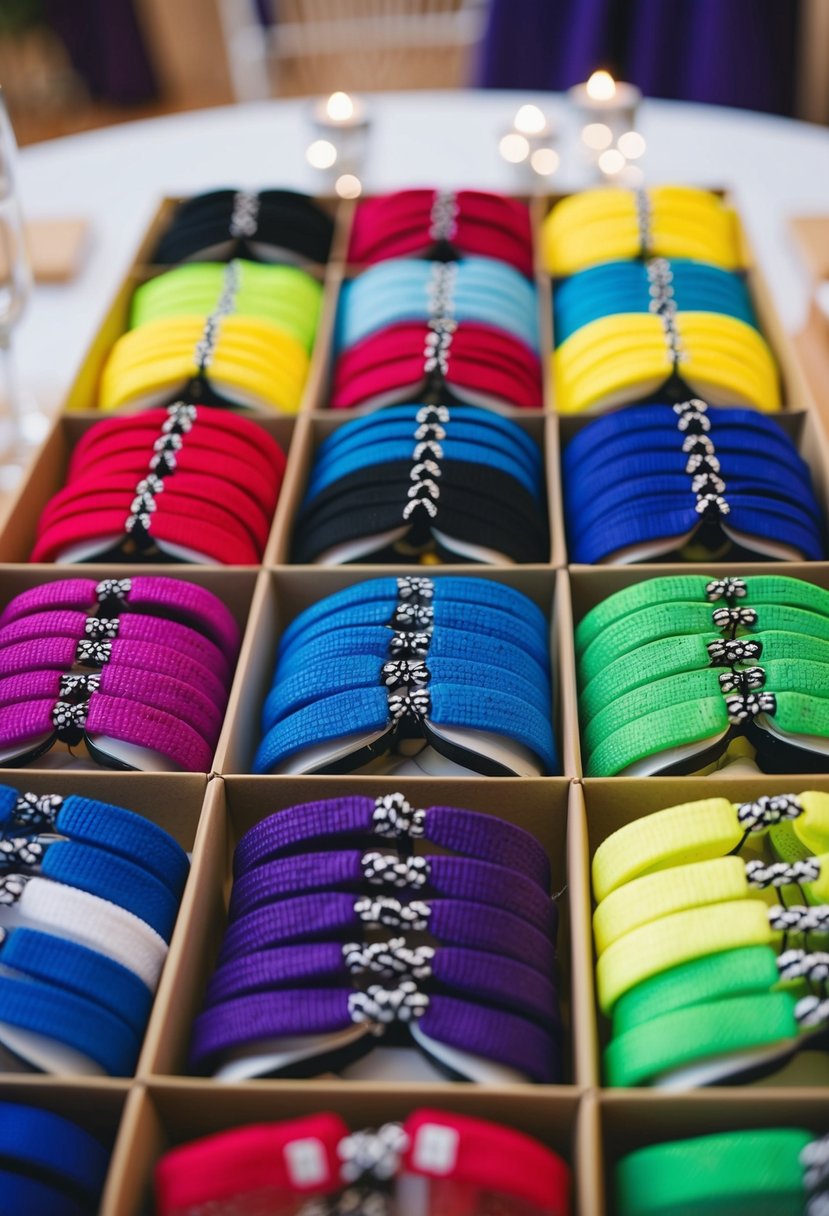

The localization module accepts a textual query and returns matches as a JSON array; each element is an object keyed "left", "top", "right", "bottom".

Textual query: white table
[{"left": 15, "top": 89, "right": 829, "bottom": 410}]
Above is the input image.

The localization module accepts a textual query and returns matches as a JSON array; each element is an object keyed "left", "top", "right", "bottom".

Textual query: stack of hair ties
[
  {"left": 563, "top": 400, "right": 824, "bottom": 563},
  {"left": 293, "top": 402, "right": 548, "bottom": 564},
  {"left": 348, "top": 188, "right": 535, "bottom": 276},
  {"left": 252, "top": 575, "right": 557, "bottom": 777},
  {"left": 155, "top": 1109, "right": 571, "bottom": 1216},
  {"left": 188, "top": 793, "right": 561, "bottom": 1083},
  {"left": 333, "top": 198, "right": 542, "bottom": 411},
  {"left": 0, "top": 1100, "right": 110, "bottom": 1214},
  {"left": 615, "top": 1128, "right": 829, "bottom": 1216},
  {"left": 577, "top": 574, "right": 829, "bottom": 776},
  {"left": 99, "top": 258, "right": 322, "bottom": 414},
  {"left": 31, "top": 404, "right": 287, "bottom": 564},
  {"left": 544, "top": 185, "right": 780, "bottom": 414},
  {"left": 592, "top": 789, "right": 829, "bottom": 1087},
  {"left": 0, "top": 576, "right": 239, "bottom": 771},
  {"left": 0, "top": 783, "right": 188, "bottom": 1075},
  {"left": 151, "top": 187, "right": 335, "bottom": 266}
]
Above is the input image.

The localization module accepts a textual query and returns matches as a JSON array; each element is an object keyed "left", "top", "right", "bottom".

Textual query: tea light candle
[
  {"left": 312, "top": 91, "right": 369, "bottom": 131},
  {"left": 308, "top": 92, "right": 370, "bottom": 186},
  {"left": 499, "top": 103, "right": 560, "bottom": 188},
  {"left": 568, "top": 70, "right": 643, "bottom": 180}
]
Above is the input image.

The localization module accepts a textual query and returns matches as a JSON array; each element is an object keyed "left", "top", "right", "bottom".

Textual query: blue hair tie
[
  {"left": 0, "top": 973, "right": 142, "bottom": 1074},
  {"left": 253, "top": 683, "right": 557, "bottom": 776}
]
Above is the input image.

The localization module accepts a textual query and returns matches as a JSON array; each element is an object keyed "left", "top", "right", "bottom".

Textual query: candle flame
[
  {"left": 326, "top": 91, "right": 354, "bottom": 121},
  {"left": 513, "top": 104, "right": 546, "bottom": 135},
  {"left": 586, "top": 70, "right": 616, "bottom": 101}
]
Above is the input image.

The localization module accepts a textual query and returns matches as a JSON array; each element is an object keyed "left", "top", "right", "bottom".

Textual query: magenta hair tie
[
  {"left": 0, "top": 635, "right": 229, "bottom": 709},
  {"left": 0, "top": 667, "right": 223, "bottom": 746},
  {"left": 0, "top": 692, "right": 214, "bottom": 771},
  {"left": 0, "top": 577, "right": 239, "bottom": 661},
  {"left": 233, "top": 793, "right": 550, "bottom": 890},
  {"left": 0, "top": 609, "right": 231, "bottom": 684}
]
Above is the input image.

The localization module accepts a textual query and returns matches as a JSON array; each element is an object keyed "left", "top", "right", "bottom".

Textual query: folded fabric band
[
  {"left": 0, "top": 971, "right": 141, "bottom": 1074},
  {"left": 233, "top": 793, "right": 550, "bottom": 889},
  {"left": 336, "top": 258, "right": 540, "bottom": 353},
  {"left": 154, "top": 1109, "right": 571, "bottom": 1216},
  {"left": 615, "top": 1127, "right": 821, "bottom": 1216},
  {"left": 260, "top": 654, "right": 550, "bottom": 731},
  {"left": 0, "top": 1167, "right": 87, "bottom": 1216},
  {"left": 0, "top": 873, "right": 168, "bottom": 988},
  {"left": 189, "top": 983, "right": 558, "bottom": 1081},
  {"left": 0, "top": 924, "right": 152, "bottom": 1034},
  {"left": 0, "top": 608, "right": 231, "bottom": 683},
  {"left": 217, "top": 891, "right": 554, "bottom": 975},
  {"left": 272, "top": 623, "right": 550, "bottom": 694},
  {"left": 596, "top": 896, "right": 829, "bottom": 1012},
  {"left": 544, "top": 185, "right": 745, "bottom": 275},
  {"left": 0, "top": 577, "right": 239, "bottom": 660},
  {"left": 348, "top": 189, "right": 534, "bottom": 276},
  {"left": 0, "top": 786, "right": 189, "bottom": 894},
  {"left": 611, "top": 944, "right": 829, "bottom": 1038},
  {"left": 593, "top": 851, "right": 829, "bottom": 956},
  {"left": 152, "top": 188, "right": 335, "bottom": 264},
  {"left": 227, "top": 849, "right": 554, "bottom": 935},
  {"left": 0, "top": 836, "right": 178, "bottom": 938},
  {"left": 252, "top": 682, "right": 557, "bottom": 776},
  {"left": 0, "top": 634, "right": 228, "bottom": 710},
  {"left": 577, "top": 575, "right": 829, "bottom": 655},
  {"left": 0, "top": 1099, "right": 109, "bottom": 1203},
  {"left": 592, "top": 791, "right": 829, "bottom": 902},
  {"left": 277, "top": 575, "right": 548, "bottom": 656},
  {"left": 330, "top": 320, "right": 543, "bottom": 412},
  {"left": 0, "top": 667, "right": 222, "bottom": 746},
  {"left": 204, "top": 937, "right": 557, "bottom": 1025},
  {"left": 0, "top": 691, "right": 214, "bottom": 772}
]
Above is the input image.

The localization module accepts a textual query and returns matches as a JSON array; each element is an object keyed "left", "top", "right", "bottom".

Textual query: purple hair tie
[
  {"left": 217, "top": 891, "right": 554, "bottom": 975},
  {"left": 233, "top": 793, "right": 550, "bottom": 890},
  {"left": 189, "top": 984, "right": 559, "bottom": 1082},
  {"left": 0, "top": 635, "right": 230, "bottom": 708},
  {"left": 0, "top": 578, "right": 239, "bottom": 661},
  {"left": 204, "top": 937, "right": 559, "bottom": 1027},
  {"left": 0, "top": 667, "right": 222, "bottom": 746},
  {"left": 227, "top": 849, "right": 555, "bottom": 936},
  {"left": 0, "top": 692, "right": 214, "bottom": 772},
  {"left": 0, "top": 610, "right": 231, "bottom": 684}
]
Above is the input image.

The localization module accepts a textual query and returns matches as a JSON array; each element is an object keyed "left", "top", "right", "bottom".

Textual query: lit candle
[
  {"left": 568, "top": 70, "right": 643, "bottom": 181},
  {"left": 312, "top": 91, "right": 369, "bottom": 130},
  {"left": 499, "top": 104, "right": 559, "bottom": 187}
]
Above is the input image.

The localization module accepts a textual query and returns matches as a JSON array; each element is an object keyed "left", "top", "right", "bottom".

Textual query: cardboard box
[{"left": 1, "top": 188, "right": 829, "bottom": 1216}]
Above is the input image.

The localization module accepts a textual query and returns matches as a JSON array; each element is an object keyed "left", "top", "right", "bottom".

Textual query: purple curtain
[
  {"left": 477, "top": 0, "right": 799, "bottom": 115},
  {"left": 45, "top": 0, "right": 157, "bottom": 105}
]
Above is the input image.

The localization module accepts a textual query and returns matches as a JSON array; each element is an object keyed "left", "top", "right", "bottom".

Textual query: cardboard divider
[
  {"left": 142, "top": 774, "right": 576, "bottom": 1087},
  {"left": 598, "top": 1091, "right": 829, "bottom": 1216},
  {"left": 213, "top": 565, "right": 566, "bottom": 777},
  {"left": 107, "top": 1078, "right": 583, "bottom": 1216},
  {"left": 264, "top": 409, "right": 564, "bottom": 568},
  {"left": 0, "top": 415, "right": 297, "bottom": 566},
  {"left": 582, "top": 774, "right": 829, "bottom": 1091}
]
